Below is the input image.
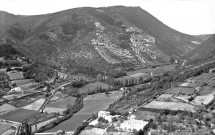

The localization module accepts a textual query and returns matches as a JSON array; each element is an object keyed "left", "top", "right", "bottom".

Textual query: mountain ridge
[{"left": 0, "top": 6, "right": 207, "bottom": 76}]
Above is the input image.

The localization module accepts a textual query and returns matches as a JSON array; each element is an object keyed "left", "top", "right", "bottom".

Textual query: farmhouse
[
  {"left": 120, "top": 119, "right": 148, "bottom": 131},
  {"left": 98, "top": 111, "right": 119, "bottom": 123}
]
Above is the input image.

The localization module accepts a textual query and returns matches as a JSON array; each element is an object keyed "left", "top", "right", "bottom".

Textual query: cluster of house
[{"left": 90, "top": 110, "right": 149, "bottom": 132}]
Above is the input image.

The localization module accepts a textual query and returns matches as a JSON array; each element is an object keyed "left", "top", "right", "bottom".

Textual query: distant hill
[
  {"left": 0, "top": 6, "right": 206, "bottom": 76},
  {"left": 184, "top": 34, "right": 215, "bottom": 64}
]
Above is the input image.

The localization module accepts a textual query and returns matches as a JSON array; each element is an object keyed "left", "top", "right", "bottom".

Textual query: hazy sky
[{"left": 0, "top": 0, "right": 214, "bottom": 35}]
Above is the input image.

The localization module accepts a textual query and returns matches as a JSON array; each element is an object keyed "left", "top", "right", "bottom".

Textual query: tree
[{"left": 97, "top": 74, "right": 103, "bottom": 82}]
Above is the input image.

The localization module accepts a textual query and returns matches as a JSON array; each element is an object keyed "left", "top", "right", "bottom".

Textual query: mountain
[
  {"left": 0, "top": 6, "right": 205, "bottom": 76},
  {"left": 184, "top": 34, "right": 215, "bottom": 64}
]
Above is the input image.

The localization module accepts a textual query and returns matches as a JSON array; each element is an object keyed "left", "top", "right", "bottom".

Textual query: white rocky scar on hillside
[
  {"left": 125, "top": 25, "right": 164, "bottom": 63},
  {"left": 91, "top": 22, "right": 135, "bottom": 64},
  {"left": 191, "top": 41, "right": 201, "bottom": 45}
]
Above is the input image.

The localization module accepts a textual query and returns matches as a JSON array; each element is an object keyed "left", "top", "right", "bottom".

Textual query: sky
[{"left": 0, "top": 0, "right": 214, "bottom": 35}]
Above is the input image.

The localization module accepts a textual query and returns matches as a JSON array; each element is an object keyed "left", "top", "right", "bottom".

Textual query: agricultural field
[
  {"left": 43, "top": 107, "right": 66, "bottom": 114},
  {"left": 22, "top": 98, "right": 45, "bottom": 111},
  {"left": 11, "top": 79, "right": 33, "bottom": 87},
  {"left": 0, "top": 108, "right": 37, "bottom": 123},
  {"left": 19, "top": 82, "right": 40, "bottom": 91},
  {"left": 2, "top": 129, "right": 16, "bottom": 135},
  {"left": 143, "top": 101, "right": 198, "bottom": 112},
  {"left": 166, "top": 87, "right": 195, "bottom": 95},
  {"left": 2, "top": 94, "right": 26, "bottom": 100},
  {"left": 191, "top": 73, "right": 214, "bottom": 83},
  {"left": 0, "top": 122, "right": 17, "bottom": 135},
  {"left": 46, "top": 96, "right": 77, "bottom": 109},
  {"left": 199, "top": 86, "right": 215, "bottom": 95},
  {"left": 79, "top": 91, "right": 123, "bottom": 114},
  {"left": 7, "top": 71, "right": 24, "bottom": 80},
  {"left": 79, "top": 128, "right": 104, "bottom": 135},
  {"left": 78, "top": 82, "right": 112, "bottom": 94},
  {"left": 0, "top": 103, "right": 17, "bottom": 115},
  {"left": 50, "top": 91, "right": 68, "bottom": 101},
  {"left": 180, "top": 82, "right": 202, "bottom": 88},
  {"left": 208, "top": 80, "right": 215, "bottom": 88},
  {"left": 191, "top": 92, "right": 215, "bottom": 106}
]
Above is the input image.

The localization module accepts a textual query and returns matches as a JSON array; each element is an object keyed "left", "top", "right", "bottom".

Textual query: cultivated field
[
  {"left": 7, "top": 71, "right": 24, "bottom": 80},
  {"left": 50, "top": 92, "right": 68, "bottom": 101},
  {"left": 180, "top": 82, "right": 202, "bottom": 88},
  {"left": 2, "top": 129, "right": 16, "bottom": 135},
  {"left": 2, "top": 94, "right": 26, "bottom": 100},
  {"left": 80, "top": 128, "right": 104, "bottom": 135},
  {"left": 208, "top": 80, "right": 215, "bottom": 88},
  {"left": 166, "top": 87, "right": 195, "bottom": 95},
  {"left": 22, "top": 98, "right": 45, "bottom": 111},
  {"left": 19, "top": 82, "right": 40, "bottom": 90},
  {"left": 199, "top": 86, "right": 215, "bottom": 95},
  {"left": 0, "top": 122, "right": 12, "bottom": 135},
  {"left": 0, "top": 104, "right": 17, "bottom": 115},
  {"left": 78, "top": 82, "right": 112, "bottom": 94},
  {"left": 191, "top": 92, "right": 215, "bottom": 105},
  {"left": 191, "top": 73, "right": 214, "bottom": 83},
  {"left": 46, "top": 96, "right": 77, "bottom": 109},
  {"left": 0, "top": 109, "right": 37, "bottom": 123},
  {"left": 143, "top": 101, "right": 198, "bottom": 112},
  {"left": 79, "top": 92, "right": 122, "bottom": 115},
  {"left": 11, "top": 79, "right": 33, "bottom": 87}
]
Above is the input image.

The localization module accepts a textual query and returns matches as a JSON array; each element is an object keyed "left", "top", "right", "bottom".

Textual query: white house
[
  {"left": 120, "top": 119, "right": 149, "bottom": 132},
  {"left": 98, "top": 111, "right": 119, "bottom": 123}
]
